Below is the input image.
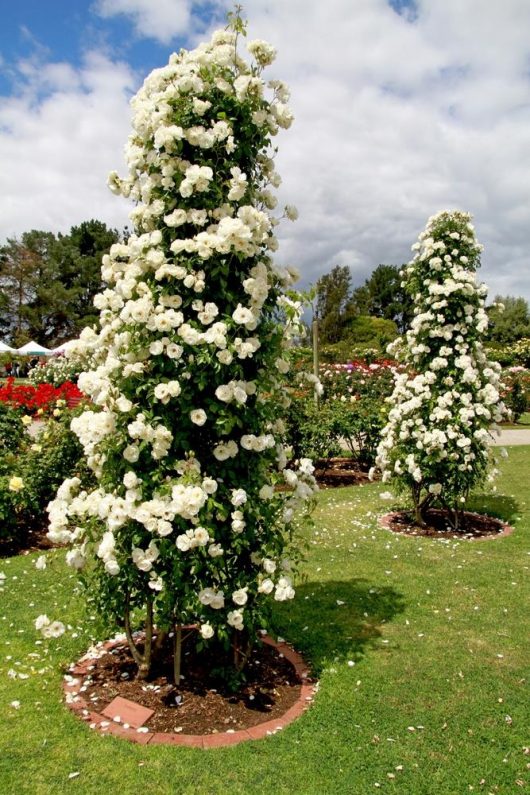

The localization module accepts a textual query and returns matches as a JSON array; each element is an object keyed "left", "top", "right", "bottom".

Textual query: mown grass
[{"left": 1, "top": 448, "right": 529, "bottom": 795}]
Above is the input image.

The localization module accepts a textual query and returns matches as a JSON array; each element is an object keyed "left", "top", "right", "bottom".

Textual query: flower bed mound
[
  {"left": 381, "top": 508, "right": 513, "bottom": 540},
  {"left": 68, "top": 635, "right": 312, "bottom": 737},
  {"left": 313, "top": 457, "right": 373, "bottom": 488},
  {"left": 0, "top": 525, "right": 54, "bottom": 557}
]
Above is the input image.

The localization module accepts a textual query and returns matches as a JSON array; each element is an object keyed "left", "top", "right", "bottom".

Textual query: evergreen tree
[
  {"left": 315, "top": 265, "right": 352, "bottom": 343},
  {"left": 487, "top": 295, "right": 530, "bottom": 344},
  {"left": 350, "top": 264, "right": 413, "bottom": 333}
]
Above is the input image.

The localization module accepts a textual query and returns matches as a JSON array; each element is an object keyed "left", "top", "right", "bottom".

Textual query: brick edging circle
[
  {"left": 63, "top": 634, "right": 316, "bottom": 748},
  {"left": 379, "top": 510, "right": 514, "bottom": 541}
]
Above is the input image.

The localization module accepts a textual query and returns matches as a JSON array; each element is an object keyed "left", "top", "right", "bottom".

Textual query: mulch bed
[
  {"left": 0, "top": 522, "right": 53, "bottom": 557},
  {"left": 313, "top": 457, "right": 373, "bottom": 488},
  {"left": 64, "top": 633, "right": 316, "bottom": 746},
  {"left": 380, "top": 508, "right": 513, "bottom": 540}
]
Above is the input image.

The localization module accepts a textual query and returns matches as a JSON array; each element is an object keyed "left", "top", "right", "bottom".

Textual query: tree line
[
  {"left": 2, "top": 226, "right": 529, "bottom": 350},
  {"left": 0, "top": 220, "right": 122, "bottom": 347},
  {"left": 315, "top": 264, "right": 530, "bottom": 347}
]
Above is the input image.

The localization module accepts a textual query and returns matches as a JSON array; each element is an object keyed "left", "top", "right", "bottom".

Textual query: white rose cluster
[
  {"left": 46, "top": 19, "right": 316, "bottom": 676},
  {"left": 375, "top": 210, "right": 508, "bottom": 525}
]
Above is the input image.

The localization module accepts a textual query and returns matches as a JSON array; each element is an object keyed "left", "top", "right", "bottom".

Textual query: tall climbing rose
[
  {"left": 375, "top": 210, "right": 507, "bottom": 527},
  {"left": 47, "top": 18, "right": 316, "bottom": 680}
]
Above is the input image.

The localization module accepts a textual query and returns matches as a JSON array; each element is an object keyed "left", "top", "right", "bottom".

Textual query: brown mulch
[
  {"left": 0, "top": 522, "right": 54, "bottom": 558},
  {"left": 77, "top": 635, "right": 306, "bottom": 735},
  {"left": 314, "top": 457, "right": 373, "bottom": 488},
  {"left": 382, "top": 508, "right": 512, "bottom": 540}
]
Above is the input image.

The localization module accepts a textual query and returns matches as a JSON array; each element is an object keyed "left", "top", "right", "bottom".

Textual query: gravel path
[{"left": 491, "top": 428, "right": 530, "bottom": 446}]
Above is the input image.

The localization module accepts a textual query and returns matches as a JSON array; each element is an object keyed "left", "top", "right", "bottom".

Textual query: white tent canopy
[
  {"left": 0, "top": 341, "right": 16, "bottom": 353},
  {"left": 16, "top": 341, "right": 52, "bottom": 356},
  {"left": 51, "top": 340, "right": 76, "bottom": 354}
]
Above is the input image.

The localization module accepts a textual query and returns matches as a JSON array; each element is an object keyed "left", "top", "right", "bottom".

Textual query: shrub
[
  {"left": 375, "top": 210, "right": 508, "bottom": 528},
  {"left": 0, "top": 403, "right": 25, "bottom": 457},
  {"left": 503, "top": 367, "right": 529, "bottom": 421},
  {"left": 285, "top": 396, "right": 341, "bottom": 460},
  {"left": 285, "top": 360, "right": 398, "bottom": 468},
  {"left": 0, "top": 405, "right": 94, "bottom": 544},
  {"left": 0, "top": 378, "right": 84, "bottom": 415},
  {"left": 46, "top": 16, "right": 316, "bottom": 683},
  {"left": 28, "top": 354, "right": 83, "bottom": 388},
  {"left": 21, "top": 412, "right": 96, "bottom": 523}
]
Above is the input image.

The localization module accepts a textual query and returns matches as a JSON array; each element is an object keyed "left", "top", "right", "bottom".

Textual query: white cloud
[
  {"left": 1, "top": 0, "right": 530, "bottom": 304},
  {"left": 0, "top": 51, "right": 135, "bottom": 239},
  {"left": 233, "top": 0, "right": 530, "bottom": 299},
  {"left": 93, "top": 0, "right": 194, "bottom": 44}
]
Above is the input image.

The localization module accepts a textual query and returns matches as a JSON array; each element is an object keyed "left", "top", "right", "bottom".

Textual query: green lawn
[{"left": 1, "top": 448, "right": 529, "bottom": 794}]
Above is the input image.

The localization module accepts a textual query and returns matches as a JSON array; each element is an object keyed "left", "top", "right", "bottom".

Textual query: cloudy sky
[{"left": 1, "top": 0, "right": 530, "bottom": 302}]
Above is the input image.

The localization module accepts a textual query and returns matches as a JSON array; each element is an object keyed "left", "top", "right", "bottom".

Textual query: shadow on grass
[
  {"left": 273, "top": 578, "right": 405, "bottom": 675},
  {"left": 467, "top": 493, "right": 519, "bottom": 523}
]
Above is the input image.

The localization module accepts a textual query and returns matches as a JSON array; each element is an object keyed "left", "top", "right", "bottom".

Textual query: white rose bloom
[
  {"left": 233, "top": 386, "right": 247, "bottom": 405},
  {"left": 123, "top": 471, "right": 139, "bottom": 489},
  {"left": 167, "top": 381, "right": 181, "bottom": 397},
  {"left": 217, "top": 349, "right": 233, "bottom": 365},
  {"left": 148, "top": 574, "right": 164, "bottom": 592},
  {"left": 208, "top": 543, "right": 224, "bottom": 557},
  {"left": 213, "top": 440, "right": 238, "bottom": 461},
  {"left": 202, "top": 478, "right": 218, "bottom": 494},
  {"left": 232, "top": 587, "right": 248, "bottom": 606},
  {"left": 231, "top": 488, "right": 247, "bottom": 507},
  {"left": 232, "top": 304, "right": 255, "bottom": 326},
  {"left": 105, "top": 558, "right": 120, "bottom": 576},
  {"left": 66, "top": 548, "right": 86, "bottom": 570},
  {"left": 116, "top": 395, "right": 133, "bottom": 412},
  {"left": 190, "top": 409, "right": 207, "bottom": 426},
  {"left": 97, "top": 531, "right": 116, "bottom": 561},
  {"left": 166, "top": 343, "right": 184, "bottom": 359},
  {"left": 194, "top": 526, "right": 210, "bottom": 546},
  {"left": 274, "top": 576, "right": 295, "bottom": 601},
  {"left": 227, "top": 609, "right": 244, "bottom": 629},
  {"left": 124, "top": 444, "right": 141, "bottom": 464},
  {"left": 258, "top": 578, "right": 274, "bottom": 594},
  {"left": 176, "top": 533, "right": 191, "bottom": 552},
  {"left": 157, "top": 520, "right": 173, "bottom": 537},
  {"left": 209, "top": 591, "right": 225, "bottom": 609},
  {"left": 215, "top": 384, "right": 233, "bottom": 402},
  {"left": 149, "top": 340, "right": 164, "bottom": 355},
  {"left": 154, "top": 383, "right": 171, "bottom": 403},
  {"left": 200, "top": 623, "right": 215, "bottom": 639}
]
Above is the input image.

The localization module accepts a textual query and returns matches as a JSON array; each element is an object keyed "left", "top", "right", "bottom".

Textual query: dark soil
[
  {"left": 383, "top": 508, "right": 510, "bottom": 540},
  {"left": 0, "top": 521, "right": 54, "bottom": 557},
  {"left": 77, "top": 634, "right": 306, "bottom": 735},
  {"left": 314, "top": 457, "right": 374, "bottom": 488}
]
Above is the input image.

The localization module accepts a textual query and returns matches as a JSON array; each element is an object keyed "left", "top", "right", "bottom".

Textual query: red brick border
[
  {"left": 379, "top": 510, "right": 514, "bottom": 541},
  {"left": 63, "top": 635, "right": 316, "bottom": 748}
]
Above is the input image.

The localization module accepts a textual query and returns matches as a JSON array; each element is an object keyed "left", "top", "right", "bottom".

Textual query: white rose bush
[
  {"left": 46, "top": 15, "right": 316, "bottom": 682},
  {"left": 375, "top": 210, "right": 507, "bottom": 528}
]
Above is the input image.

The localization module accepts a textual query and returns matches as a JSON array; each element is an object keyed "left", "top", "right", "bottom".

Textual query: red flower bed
[{"left": 0, "top": 378, "right": 84, "bottom": 415}]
